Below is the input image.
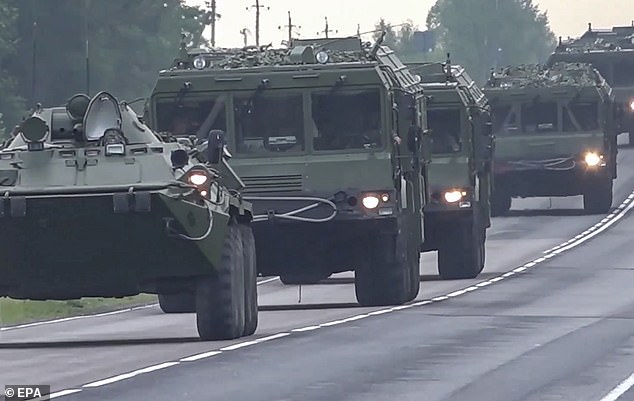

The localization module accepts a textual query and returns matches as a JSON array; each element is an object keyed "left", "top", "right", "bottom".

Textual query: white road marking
[
  {"left": 599, "top": 373, "right": 634, "bottom": 401},
  {"left": 49, "top": 389, "right": 83, "bottom": 398},
  {"left": 83, "top": 362, "right": 179, "bottom": 388},
  {"left": 39, "top": 192, "right": 634, "bottom": 399}
]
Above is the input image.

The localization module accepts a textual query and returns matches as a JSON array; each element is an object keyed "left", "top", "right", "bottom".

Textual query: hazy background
[{"left": 185, "top": 0, "right": 634, "bottom": 47}]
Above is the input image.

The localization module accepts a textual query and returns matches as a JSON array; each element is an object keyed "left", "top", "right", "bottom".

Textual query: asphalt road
[{"left": 2, "top": 142, "right": 634, "bottom": 401}]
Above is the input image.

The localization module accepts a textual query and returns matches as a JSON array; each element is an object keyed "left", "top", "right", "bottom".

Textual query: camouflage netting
[
  {"left": 557, "top": 26, "right": 634, "bottom": 53},
  {"left": 182, "top": 42, "right": 375, "bottom": 70},
  {"left": 486, "top": 62, "right": 602, "bottom": 89}
]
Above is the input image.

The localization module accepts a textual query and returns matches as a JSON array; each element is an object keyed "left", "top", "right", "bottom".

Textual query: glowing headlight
[
  {"left": 444, "top": 190, "right": 466, "bottom": 203},
  {"left": 188, "top": 172, "right": 209, "bottom": 186},
  {"left": 362, "top": 195, "right": 380, "bottom": 209},
  {"left": 629, "top": 100, "right": 634, "bottom": 112},
  {"left": 584, "top": 152, "right": 602, "bottom": 167},
  {"left": 192, "top": 56, "right": 206, "bottom": 70},
  {"left": 315, "top": 51, "right": 329, "bottom": 64}
]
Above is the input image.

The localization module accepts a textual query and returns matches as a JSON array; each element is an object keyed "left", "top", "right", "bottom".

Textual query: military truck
[
  {"left": 147, "top": 35, "right": 428, "bottom": 306},
  {"left": 406, "top": 60, "right": 493, "bottom": 279},
  {"left": 483, "top": 63, "right": 617, "bottom": 215},
  {"left": 548, "top": 24, "right": 634, "bottom": 144},
  {"left": 0, "top": 92, "right": 257, "bottom": 341}
]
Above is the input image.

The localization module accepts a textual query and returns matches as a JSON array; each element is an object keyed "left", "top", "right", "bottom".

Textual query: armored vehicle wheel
[
  {"left": 239, "top": 224, "right": 258, "bottom": 337},
  {"left": 408, "top": 242, "right": 421, "bottom": 300},
  {"left": 196, "top": 224, "right": 246, "bottom": 341},
  {"left": 158, "top": 293, "right": 195, "bottom": 313},
  {"left": 355, "top": 233, "right": 416, "bottom": 306},
  {"left": 279, "top": 273, "right": 328, "bottom": 285},
  {"left": 438, "top": 223, "right": 485, "bottom": 280},
  {"left": 583, "top": 177, "right": 613, "bottom": 214},
  {"left": 491, "top": 190, "right": 511, "bottom": 217}
]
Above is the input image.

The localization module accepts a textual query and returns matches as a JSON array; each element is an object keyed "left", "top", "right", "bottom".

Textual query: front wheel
[
  {"left": 583, "top": 177, "right": 613, "bottom": 214},
  {"left": 196, "top": 224, "right": 246, "bottom": 341},
  {"left": 438, "top": 222, "right": 485, "bottom": 280}
]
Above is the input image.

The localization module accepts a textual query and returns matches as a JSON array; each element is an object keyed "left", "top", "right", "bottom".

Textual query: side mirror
[{"left": 206, "top": 129, "right": 226, "bottom": 164}]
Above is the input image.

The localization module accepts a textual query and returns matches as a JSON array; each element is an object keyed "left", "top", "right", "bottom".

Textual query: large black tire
[
  {"left": 491, "top": 190, "right": 511, "bottom": 217},
  {"left": 239, "top": 224, "right": 258, "bottom": 337},
  {"left": 355, "top": 233, "right": 416, "bottom": 307},
  {"left": 158, "top": 293, "right": 195, "bottom": 313},
  {"left": 583, "top": 177, "right": 613, "bottom": 214},
  {"left": 438, "top": 223, "right": 485, "bottom": 280},
  {"left": 408, "top": 240, "right": 421, "bottom": 300},
  {"left": 196, "top": 224, "right": 246, "bottom": 341}
]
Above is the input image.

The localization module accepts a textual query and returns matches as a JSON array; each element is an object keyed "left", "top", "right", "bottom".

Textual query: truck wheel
[
  {"left": 583, "top": 178, "right": 613, "bottom": 214},
  {"left": 196, "top": 224, "right": 246, "bottom": 341},
  {"left": 355, "top": 234, "right": 415, "bottom": 306},
  {"left": 408, "top": 241, "right": 421, "bottom": 300},
  {"left": 438, "top": 223, "right": 485, "bottom": 280},
  {"left": 239, "top": 224, "right": 258, "bottom": 337},
  {"left": 279, "top": 274, "right": 328, "bottom": 285},
  {"left": 158, "top": 293, "right": 195, "bottom": 313},
  {"left": 491, "top": 190, "right": 511, "bottom": 217}
]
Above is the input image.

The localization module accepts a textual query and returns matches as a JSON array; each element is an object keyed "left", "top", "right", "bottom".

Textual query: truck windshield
[
  {"left": 428, "top": 109, "right": 462, "bottom": 154},
  {"left": 311, "top": 89, "right": 382, "bottom": 151},
  {"left": 234, "top": 91, "right": 304, "bottom": 154},
  {"left": 563, "top": 102, "right": 599, "bottom": 131},
  {"left": 154, "top": 96, "right": 227, "bottom": 137},
  {"left": 522, "top": 102, "right": 559, "bottom": 133}
]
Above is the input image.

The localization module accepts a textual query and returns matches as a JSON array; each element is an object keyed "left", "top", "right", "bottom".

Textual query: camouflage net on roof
[
  {"left": 558, "top": 26, "right": 634, "bottom": 52},
  {"left": 188, "top": 43, "right": 374, "bottom": 70},
  {"left": 486, "top": 63, "right": 601, "bottom": 89}
]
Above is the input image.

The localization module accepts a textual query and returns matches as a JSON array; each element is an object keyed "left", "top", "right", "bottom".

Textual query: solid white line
[
  {"left": 180, "top": 351, "right": 222, "bottom": 362},
  {"left": 599, "top": 373, "right": 634, "bottom": 401},
  {"left": 83, "top": 362, "right": 179, "bottom": 388},
  {"left": 257, "top": 277, "right": 280, "bottom": 285},
  {"left": 49, "top": 389, "right": 83, "bottom": 398}
]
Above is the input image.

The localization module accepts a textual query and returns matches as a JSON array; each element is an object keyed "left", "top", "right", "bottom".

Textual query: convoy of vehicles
[
  {"left": 548, "top": 24, "right": 634, "bottom": 144},
  {"left": 148, "top": 36, "right": 429, "bottom": 306},
  {"left": 406, "top": 60, "right": 493, "bottom": 279},
  {"left": 483, "top": 63, "right": 617, "bottom": 215},
  {"left": 0, "top": 92, "right": 256, "bottom": 341}
]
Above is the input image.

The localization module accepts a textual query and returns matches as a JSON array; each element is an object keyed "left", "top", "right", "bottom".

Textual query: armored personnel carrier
[
  {"left": 484, "top": 63, "right": 617, "bottom": 215},
  {"left": 0, "top": 92, "right": 257, "bottom": 341},
  {"left": 407, "top": 60, "right": 493, "bottom": 279},
  {"left": 548, "top": 24, "right": 634, "bottom": 144},
  {"left": 147, "top": 35, "right": 429, "bottom": 306}
]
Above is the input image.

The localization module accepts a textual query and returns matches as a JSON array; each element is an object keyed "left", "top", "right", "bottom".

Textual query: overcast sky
[{"left": 184, "top": 0, "right": 634, "bottom": 48}]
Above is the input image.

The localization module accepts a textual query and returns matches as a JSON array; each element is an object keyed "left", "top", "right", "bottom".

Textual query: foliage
[
  {"left": 427, "top": 0, "right": 557, "bottom": 81},
  {"left": 0, "top": 1, "right": 25, "bottom": 134},
  {"left": 0, "top": 0, "right": 207, "bottom": 127}
]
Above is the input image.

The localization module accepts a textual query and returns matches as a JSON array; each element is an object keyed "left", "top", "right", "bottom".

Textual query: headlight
[
  {"left": 315, "top": 51, "right": 329, "bottom": 64},
  {"left": 192, "top": 55, "right": 206, "bottom": 70},
  {"left": 584, "top": 152, "right": 602, "bottom": 167},
  {"left": 188, "top": 172, "right": 209, "bottom": 186},
  {"left": 362, "top": 195, "right": 380, "bottom": 209},
  {"left": 105, "top": 143, "right": 125, "bottom": 156},
  {"left": 444, "top": 190, "right": 466, "bottom": 203},
  {"left": 629, "top": 100, "right": 634, "bottom": 112}
]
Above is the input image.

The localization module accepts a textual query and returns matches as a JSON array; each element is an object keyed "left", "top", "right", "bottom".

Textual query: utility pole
[
  {"left": 31, "top": 21, "right": 37, "bottom": 105},
  {"left": 246, "top": 0, "right": 269, "bottom": 47},
  {"left": 357, "top": 23, "right": 361, "bottom": 38},
  {"left": 205, "top": 0, "right": 221, "bottom": 47},
  {"left": 279, "top": 11, "right": 300, "bottom": 45},
  {"left": 84, "top": 0, "right": 90, "bottom": 96},
  {"left": 240, "top": 27, "right": 250, "bottom": 47},
  {"left": 318, "top": 17, "right": 337, "bottom": 39}
]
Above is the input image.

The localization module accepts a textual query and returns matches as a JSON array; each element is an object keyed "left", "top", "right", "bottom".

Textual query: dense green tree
[
  {"left": 427, "top": 0, "right": 556, "bottom": 81},
  {"left": 6, "top": 0, "right": 207, "bottom": 120},
  {"left": 0, "top": 1, "right": 25, "bottom": 135}
]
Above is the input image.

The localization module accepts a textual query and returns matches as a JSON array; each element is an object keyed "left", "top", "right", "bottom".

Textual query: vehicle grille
[{"left": 241, "top": 174, "right": 303, "bottom": 193}]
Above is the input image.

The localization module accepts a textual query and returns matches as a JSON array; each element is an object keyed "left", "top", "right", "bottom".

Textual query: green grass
[{"left": 0, "top": 294, "right": 157, "bottom": 326}]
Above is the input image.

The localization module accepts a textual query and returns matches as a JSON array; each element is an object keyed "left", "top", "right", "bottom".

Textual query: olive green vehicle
[
  {"left": 147, "top": 35, "right": 428, "bottom": 306},
  {"left": 0, "top": 92, "right": 257, "bottom": 341},
  {"left": 406, "top": 61, "right": 493, "bottom": 279},
  {"left": 483, "top": 63, "right": 617, "bottom": 215},
  {"left": 548, "top": 24, "right": 634, "bottom": 144}
]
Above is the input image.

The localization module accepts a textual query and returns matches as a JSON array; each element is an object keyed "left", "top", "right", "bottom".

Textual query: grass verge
[{"left": 0, "top": 294, "right": 157, "bottom": 326}]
